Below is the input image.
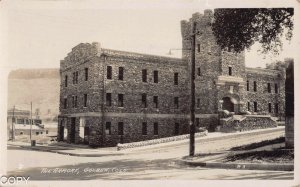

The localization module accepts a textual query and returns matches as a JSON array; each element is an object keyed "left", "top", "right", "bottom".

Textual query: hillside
[{"left": 8, "top": 69, "right": 60, "bottom": 121}]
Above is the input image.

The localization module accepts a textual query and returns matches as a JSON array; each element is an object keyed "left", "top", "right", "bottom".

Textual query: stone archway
[{"left": 222, "top": 97, "right": 234, "bottom": 112}]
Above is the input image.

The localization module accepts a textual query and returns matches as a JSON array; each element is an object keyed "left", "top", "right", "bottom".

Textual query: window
[
  {"left": 275, "top": 103, "right": 279, "bottom": 114},
  {"left": 154, "top": 122, "right": 158, "bottom": 135},
  {"left": 118, "top": 94, "right": 124, "bottom": 107},
  {"left": 174, "top": 123, "right": 179, "bottom": 135},
  {"left": 74, "top": 71, "right": 78, "bottom": 84},
  {"left": 118, "top": 122, "right": 124, "bottom": 135},
  {"left": 275, "top": 83, "right": 278, "bottom": 93},
  {"left": 142, "top": 94, "right": 147, "bottom": 108},
  {"left": 107, "top": 66, "right": 112, "bottom": 79},
  {"left": 174, "top": 97, "right": 179, "bottom": 109},
  {"left": 65, "top": 75, "right": 68, "bottom": 87},
  {"left": 106, "top": 93, "right": 112, "bottom": 106},
  {"left": 72, "top": 96, "right": 75, "bottom": 108},
  {"left": 83, "top": 94, "right": 87, "bottom": 107},
  {"left": 267, "top": 83, "right": 271, "bottom": 93},
  {"left": 72, "top": 72, "right": 76, "bottom": 84},
  {"left": 197, "top": 67, "right": 201, "bottom": 76},
  {"left": 153, "top": 70, "right": 158, "bottom": 83},
  {"left": 228, "top": 67, "right": 232, "bottom": 76},
  {"left": 63, "top": 98, "right": 67, "bottom": 109},
  {"left": 20, "top": 132, "right": 23, "bottom": 135},
  {"left": 84, "top": 68, "right": 88, "bottom": 81},
  {"left": 174, "top": 73, "right": 178, "bottom": 85},
  {"left": 246, "top": 80, "right": 249, "bottom": 91},
  {"left": 197, "top": 44, "right": 200, "bottom": 53},
  {"left": 75, "top": 96, "right": 78, "bottom": 108},
  {"left": 118, "top": 67, "right": 124, "bottom": 80},
  {"left": 197, "top": 98, "right": 200, "bottom": 108},
  {"left": 247, "top": 102, "right": 250, "bottom": 111},
  {"left": 142, "top": 69, "right": 147, "bottom": 82},
  {"left": 36, "top": 132, "right": 39, "bottom": 135},
  {"left": 253, "top": 81, "right": 257, "bottom": 92},
  {"left": 153, "top": 96, "right": 158, "bottom": 108},
  {"left": 105, "top": 122, "right": 111, "bottom": 135},
  {"left": 268, "top": 103, "right": 272, "bottom": 113},
  {"left": 142, "top": 122, "right": 147, "bottom": 135},
  {"left": 253, "top": 101, "right": 258, "bottom": 112}
]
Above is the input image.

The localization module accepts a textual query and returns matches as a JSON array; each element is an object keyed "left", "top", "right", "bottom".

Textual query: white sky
[{"left": 0, "top": 0, "right": 297, "bottom": 69}]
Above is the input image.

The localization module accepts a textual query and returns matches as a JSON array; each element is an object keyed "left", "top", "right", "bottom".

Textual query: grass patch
[
  {"left": 230, "top": 137, "right": 285, "bottom": 151},
  {"left": 225, "top": 148, "right": 294, "bottom": 163}
]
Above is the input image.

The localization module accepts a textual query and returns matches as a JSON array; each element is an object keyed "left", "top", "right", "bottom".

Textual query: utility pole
[
  {"left": 30, "top": 102, "right": 33, "bottom": 141},
  {"left": 11, "top": 105, "right": 15, "bottom": 141},
  {"left": 189, "top": 22, "right": 197, "bottom": 156}
]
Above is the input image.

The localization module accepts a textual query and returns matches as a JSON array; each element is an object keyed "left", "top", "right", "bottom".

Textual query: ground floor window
[
  {"left": 253, "top": 102, "right": 258, "bottom": 112},
  {"left": 153, "top": 122, "right": 158, "bottom": 135},
  {"left": 268, "top": 103, "right": 272, "bottom": 113},
  {"left": 118, "top": 122, "right": 124, "bottom": 135},
  {"left": 105, "top": 122, "right": 111, "bottom": 135},
  {"left": 174, "top": 123, "right": 179, "bottom": 135},
  {"left": 142, "top": 122, "right": 147, "bottom": 135}
]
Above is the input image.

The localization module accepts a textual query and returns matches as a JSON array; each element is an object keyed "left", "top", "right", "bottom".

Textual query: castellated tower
[{"left": 181, "top": 10, "right": 247, "bottom": 129}]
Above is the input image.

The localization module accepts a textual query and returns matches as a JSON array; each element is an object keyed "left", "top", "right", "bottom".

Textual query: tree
[{"left": 212, "top": 8, "right": 294, "bottom": 54}]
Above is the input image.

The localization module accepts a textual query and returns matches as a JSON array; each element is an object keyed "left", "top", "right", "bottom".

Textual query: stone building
[{"left": 58, "top": 10, "right": 285, "bottom": 147}]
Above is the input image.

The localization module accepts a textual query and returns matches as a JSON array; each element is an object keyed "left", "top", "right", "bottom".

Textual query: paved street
[{"left": 7, "top": 127, "right": 293, "bottom": 180}]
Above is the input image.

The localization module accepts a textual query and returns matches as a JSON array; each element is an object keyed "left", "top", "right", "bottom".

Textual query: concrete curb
[
  {"left": 183, "top": 160, "right": 294, "bottom": 171},
  {"left": 18, "top": 145, "right": 123, "bottom": 157}
]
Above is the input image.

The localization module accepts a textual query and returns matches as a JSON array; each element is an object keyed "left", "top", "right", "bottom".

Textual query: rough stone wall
[{"left": 246, "top": 68, "right": 285, "bottom": 116}]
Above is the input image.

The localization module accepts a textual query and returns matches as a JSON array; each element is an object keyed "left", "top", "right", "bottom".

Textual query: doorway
[{"left": 222, "top": 97, "right": 234, "bottom": 112}]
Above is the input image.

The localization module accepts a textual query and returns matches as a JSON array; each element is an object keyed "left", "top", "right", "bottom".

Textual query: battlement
[{"left": 181, "top": 9, "right": 214, "bottom": 38}]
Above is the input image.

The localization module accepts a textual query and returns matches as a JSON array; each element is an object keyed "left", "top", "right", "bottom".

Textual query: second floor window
[
  {"left": 174, "top": 97, "right": 179, "bottom": 109},
  {"left": 142, "top": 94, "right": 147, "bottom": 108},
  {"left": 142, "top": 69, "right": 147, "bottom": 82},
  {"left": 174, "top": 73, "right": 178, "bottom": 85},
  {"left": 268, "top": 103, "right": 272, "bottom": 113},
  {"left": 84, "top": 68, "right": 88, "bottom": 81},
  {"left": 118, "top": 67, "right": 124, "bottom": 80},
  {"left": 106, "top": 93, "right": 112, "bottom": 106},
  {"left": 107, "top": 66, "right": 112, "bottom": 79},
  {"left": 63, "top": 98, "right": 67, "bottom": 109},
  {"left": 153, "top": 96, "right": 158, "bottom": 108},
  {"left": 228, "top": 67, "right": 232, "bottom": 76},
  {"left": 65, "top": 75, "right": 68, "bottom": 87},
  {"left": 275, "top": 83, "right": 278, "bottom": 93},
  {"left": 153, "top": 70, "right": 158, "bottom": 83},
  {"left": 253, "top": 81, "right": 257, "bottom": 92},
  {"left": 267, "top": 83, "right": 271, "bottom": 93},
  {"left": 83, "top": 94, "right": 88, "bottom": 107},
  {"left": 118, "top": 94, "right": 124, "bottom": 107}
]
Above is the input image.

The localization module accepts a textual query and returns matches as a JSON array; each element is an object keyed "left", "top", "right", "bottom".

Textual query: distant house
[{"left": 7, "top": 108, "right": 47, "bottom": 139}]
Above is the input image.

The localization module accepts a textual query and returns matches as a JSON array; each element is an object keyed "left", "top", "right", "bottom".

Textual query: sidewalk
[{"left": 7, "top": 126, "right": 284, "bottom": 157}]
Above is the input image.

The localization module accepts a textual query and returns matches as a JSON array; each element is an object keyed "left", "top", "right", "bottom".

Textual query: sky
[{"left": 0, "top": 0, "right": 297, "bottom": 70}]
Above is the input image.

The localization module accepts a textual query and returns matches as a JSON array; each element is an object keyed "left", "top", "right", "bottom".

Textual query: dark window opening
[
  {"left": 107, "top": 66, "right": 112, "bottom": 79},
  {"left": 154, "top": 122, "right": 158, "bottom": 135},
  {"left": 247, "top": 102, "right": 250, "bottom": 111},
  {"left": 105, "top": 122, "right": 111, "bottom": 135},
  {"left": 267, "top": 83, "right": 271, "bottom": 93},
  {"left": 153, "top": 96, "right": 158, "bottom": 108},
  {"left": 197, "top": 44, "right": 200, "bottom": 53},
  {"left": 174, "top": 97, "right": 179, "bottom": 109},
  {"left": 197, "top": 98, "right": 200, "bottom": 108},
  {"left": 63, "top": 98, "right": 67, "bottom": 109},
  {"left": 72, "top": 72, "right": 76, "bottom": 84},
  {"left": 75, "top": 96, "right": 78, "bottom": 108},
  {"left": 197, "top": 67, "right": 201, "bottom": 76},
  {"left": 142, "top": 94, "right": 147, "bottom": 108},
  {"left": 275, "top": 83, "right": 278, "bottom": 93},
  {"left": 118, "top": 122, "right": 124, "bottom": 135},
  {"left": 153, "top": 70, "right": 158, "bottom": 83},
  {"left": 174, "top": 123, "right": 179, "bottom": 135},
  {"left": 118, "top": 94, "right": 124, "bottom": 107},
  {"left": 118, "top": 67, "right": 124, "bottom": 80},
  {"left": 228, "top": 67, "right": 232, "bottom": 76},
  {"left": 65, "top": 75, "right": 68, "bottom": 87},
  {"left": 142, "top": 122, "right": 147, "bottom": 135},
  {"left": 174, "top": 73, "right": 178, "bottom": 85},
  {"left": 142, "top": 69, "right": 147, "bottom": 82},
  {"left": 196, "top": 118, "right": 200, "bottom": 127},
  {"left": 246, "top": 80, "right": 249, "bottom": 91},
  {"left": 84, "top": 68, "right": 88, "bottom": 81},
  {"left": 253, "top": 101, "right": 258, "bottom": 112},
  {"left": 83, "top": 94, "right": 88, "bottom": 107},
  {"left": 106, "top": 93, "right": 112, "bottom": 106},
  {"left": 275, "top": 103, "right": 279, "bottom": 114},
  {"left": 253, "top": 81, "right": 257, "bottom": 92},
  {"left": 268, "top": 103, "right": 272, "bottom": 113},
  {"left": 72, "top": 96, "right": 75, "bottom": 108}
]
